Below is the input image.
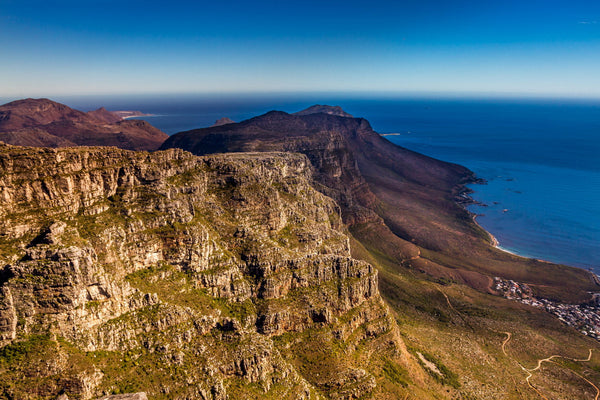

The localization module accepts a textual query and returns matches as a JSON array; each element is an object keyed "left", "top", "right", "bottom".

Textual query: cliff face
[
  {"left": 161, "top": 107, "right": 598, "bottom": 303},
  {"left": 0, "top": 144, "right": 412, "bottom": 399},
  {"left": 0, "top": 99, "right": 168, "bottom": 151}
]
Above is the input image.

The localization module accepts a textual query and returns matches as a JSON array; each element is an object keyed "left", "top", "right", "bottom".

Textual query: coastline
[
  {"left": 122, "top": 114, "right": 155, "bottom": 119},
  {"left": 471, "top": 213, "right": 523, "bottom": 257},
  {"left": 462, "top": 181, "right": 554, "bottom": 262},
  {"left": 465, "top": 184, "right": 592, "bottom": 270},
  {"left": 113, "top": 110, "right": 155, "bottom": 119},
  {"left": 466, "top": 183, "right": 600, "bottom": 339}
]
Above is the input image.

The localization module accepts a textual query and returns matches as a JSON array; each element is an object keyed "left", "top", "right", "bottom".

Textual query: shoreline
[
  {"left": 464, "top": 185, "right": 593, "bottom": 271},
  {"left": 122, "top": 114, "right": 155, "bottom": 119},
  {"left": 470, "top": 213, "right": 523, "bottom": 257},
  {"left": 112, "top": 110, "right": 155, "bottom": 119}
]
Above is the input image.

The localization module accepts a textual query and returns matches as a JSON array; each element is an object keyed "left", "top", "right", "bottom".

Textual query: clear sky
[{"left": 1, "top": 0, "right": 600, "bottom": 98}]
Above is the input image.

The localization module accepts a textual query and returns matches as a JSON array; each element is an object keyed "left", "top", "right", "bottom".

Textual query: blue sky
[{"left": 1, "top": 0, "right": 600, "bottom": 97}]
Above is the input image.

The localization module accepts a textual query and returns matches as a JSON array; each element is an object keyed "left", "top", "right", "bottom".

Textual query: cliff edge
[{"left": 0, "top": 144, "right": 431, "bottom": 399}]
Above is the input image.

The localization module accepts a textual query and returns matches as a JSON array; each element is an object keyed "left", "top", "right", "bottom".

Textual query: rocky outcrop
[
  {"left": 210, "top": 117, "right": 235, "bottom": 127},
  {"left": 0, "top": 99, "right": 168, "bottom": 151},
  {"left": 160, "top": 106, "right": 598, "bottom": 304},
  {"left": 0, "top": 144, "right": 402, "bottom": 399}
]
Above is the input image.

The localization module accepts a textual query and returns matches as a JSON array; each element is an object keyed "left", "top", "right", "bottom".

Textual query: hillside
[{"left": 0, "top": 99, "right": 168, "bottom": 151}]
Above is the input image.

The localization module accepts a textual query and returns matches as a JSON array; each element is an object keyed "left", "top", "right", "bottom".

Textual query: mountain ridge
[
  {"left": 162, "top": 106, "right": 597, "bottom": 303},
  {"left": 0, "top": 98, "right": 168, "bottom": 151}
]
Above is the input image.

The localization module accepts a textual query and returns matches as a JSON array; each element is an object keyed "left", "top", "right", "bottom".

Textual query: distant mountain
[
  {"left": 293, "top": 104, "right": 353, "bottom": 117},
  {"left": 0, "top": 98, "right": 168, "bottom": 151},
  {"left": 87, "top": 106, "right": 122, "bottom": 124},
  {"left": 210, "top": 117, "right": 235, "bottom": 127},
  {"left": 0, "top": 98, "right": 93, "bottom": 131}
]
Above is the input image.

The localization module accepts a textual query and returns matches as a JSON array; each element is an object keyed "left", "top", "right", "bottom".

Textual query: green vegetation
[
  {"left": 0, "top": 334, "right": 53, "bottom": 364},
  {"left": 382, "top": 358, "right": 409, "bottom": 387}
]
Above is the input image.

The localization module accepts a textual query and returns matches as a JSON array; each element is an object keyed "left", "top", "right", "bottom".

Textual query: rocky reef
[{"left": 0, "top": 144, "right": 412, "bottom": 399}]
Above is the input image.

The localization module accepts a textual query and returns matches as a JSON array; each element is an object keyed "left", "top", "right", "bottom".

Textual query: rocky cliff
[
  {"left": 161, "top": 106, "right": 598, "bottom": 303},
  {"left": 0, "top": 99, "right": 168, "bottom": 151},
  {"left": 0, "top": 144, "right": 430, "bottom": 399}
]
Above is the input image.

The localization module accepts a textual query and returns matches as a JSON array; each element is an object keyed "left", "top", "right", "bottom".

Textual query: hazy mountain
[{"left": 0, "top": 98, "right": 168, "bottom": 151}]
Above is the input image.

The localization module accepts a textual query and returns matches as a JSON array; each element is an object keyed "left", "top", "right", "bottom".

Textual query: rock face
[
  {"left": 0, "top": 144, "right": 405, "bottom": 399},
  {"left": 160, "top": 106, "right": 598, "bottom": 302},
  {"left": 0, "top": 99, "right": 168, "bottom": 151}
]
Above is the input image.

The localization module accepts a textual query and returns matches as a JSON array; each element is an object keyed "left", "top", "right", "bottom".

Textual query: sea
[{"left": 18, "top": 93, "right": 600, "bottom": 272}]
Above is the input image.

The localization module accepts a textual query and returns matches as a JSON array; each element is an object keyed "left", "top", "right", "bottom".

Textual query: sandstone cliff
[
  {"left": 0, "top": 144, "right": 426, "bottom": 399},
  {"left": 161, "top": 107, "right": 598, "bottom": 303}
]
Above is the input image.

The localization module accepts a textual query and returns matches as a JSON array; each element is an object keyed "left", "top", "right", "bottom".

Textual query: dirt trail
[
  {"left": 501, "top": 331, "right": 511, "bottom": 356},
  {"left": 501, "top": 332, "right": 598, "bottom": 399},
  {"left": 436, "top": 287, "right": 476, "bottom": 332}
]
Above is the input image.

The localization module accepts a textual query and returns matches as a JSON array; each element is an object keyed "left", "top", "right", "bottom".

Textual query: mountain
[
  {"left": 0, "top": 99, "right": 168, "bottom": 151},
  {"left": 294, "top": 104, "right": 353, "bottom": 118},
  {"left": 0, "top": 144, "right": 418, "bottom": 399},
  {"left": 161, "top": 106, "right": 596, "bottom": 303},
  {"left": 1, "top": 106, "right": 600, "bottom": 399}
]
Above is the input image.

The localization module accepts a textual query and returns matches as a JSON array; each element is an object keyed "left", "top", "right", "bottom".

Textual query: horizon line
[{"left": 2, "top": 90, "right": 600, "bottom": 103}]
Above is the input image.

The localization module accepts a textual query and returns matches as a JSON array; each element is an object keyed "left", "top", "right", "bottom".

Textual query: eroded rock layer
[{"left": 0, "top": 144, "right": 405, "bottom": 399}]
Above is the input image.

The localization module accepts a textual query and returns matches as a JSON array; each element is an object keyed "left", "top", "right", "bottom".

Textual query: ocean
[{"left": 47, "top": 94, "right": 600, "bottom": 271}]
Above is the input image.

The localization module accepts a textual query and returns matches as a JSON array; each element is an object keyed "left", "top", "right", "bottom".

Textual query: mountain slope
[
  {"left": 0, "top": 99, "right": 168, "bottom": 151},
  {"left": 161, "top": 106, "right": 597, "bottom": 303},
  {"left": 0, "top": 144, "right": 449, "bottom": 399}
]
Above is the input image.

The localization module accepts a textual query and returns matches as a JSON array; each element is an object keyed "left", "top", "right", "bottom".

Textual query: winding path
[{"left": 501, "top": 332, "right": 598, "bottom": 399}]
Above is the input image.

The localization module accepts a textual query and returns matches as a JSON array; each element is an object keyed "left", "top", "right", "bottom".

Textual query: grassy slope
[{"left": 349, "top": 231, "right": 600, "bottom": 399}]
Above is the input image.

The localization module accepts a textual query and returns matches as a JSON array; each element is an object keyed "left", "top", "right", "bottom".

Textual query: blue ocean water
[{"left": 52, "top": 94, "right": 600, "bottom": 271}]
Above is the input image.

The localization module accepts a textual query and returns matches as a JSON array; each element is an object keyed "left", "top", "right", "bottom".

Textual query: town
[{"left": 494, "top": 277, "right": 600, "bottom": 340}]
